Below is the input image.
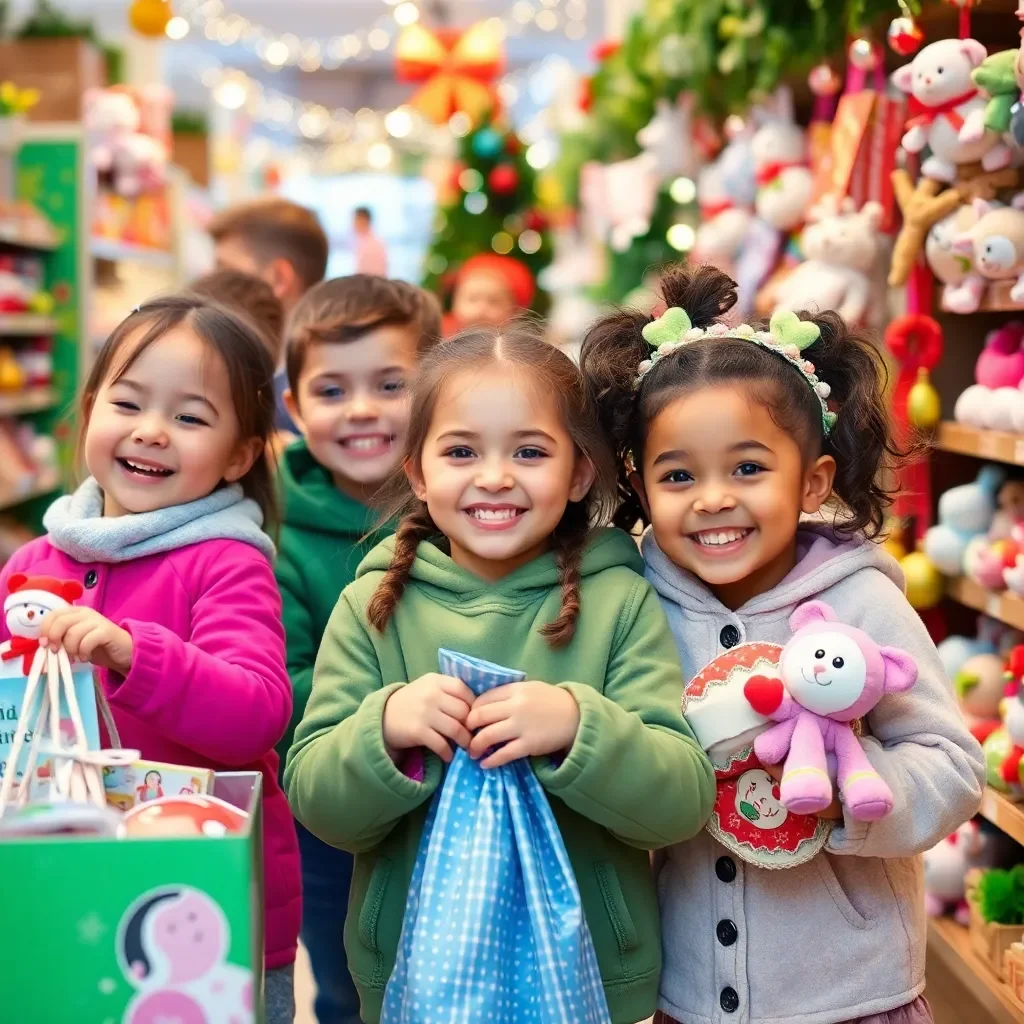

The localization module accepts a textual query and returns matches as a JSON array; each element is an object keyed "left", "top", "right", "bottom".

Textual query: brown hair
[
  {"left": 208, "top": 198, "right": 328, "bottom": 291},
  {"left": 580, "top": 263, "right": 905, "bottom": 540},
  {"left": 366, "top": 322, "right": 616, "bottom": 646},
  {"left": 189, "top": 269, "right": 285, "bottom": 365},
  {"left": 285, "top": 275, "right": 442, "bottom": 396},
  {"left": 82, "top": 294, "right": 278, "bottom": 528}
]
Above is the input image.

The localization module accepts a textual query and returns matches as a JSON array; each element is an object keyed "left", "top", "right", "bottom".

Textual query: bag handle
[{"left": 0, "top": 647, "right": 130, "bottom": 816}]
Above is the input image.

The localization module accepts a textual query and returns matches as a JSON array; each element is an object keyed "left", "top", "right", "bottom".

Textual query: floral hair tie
[{"left": 636, "top": 307, "right": 837, "bottom": 434}]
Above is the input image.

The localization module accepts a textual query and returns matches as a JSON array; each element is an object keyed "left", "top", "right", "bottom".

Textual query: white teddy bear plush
[
  {"left": 751, "top": 118, "right": 814, "bottom": 231},
  {"left": 891, "top": 38, "right": 1011, "bottom": 184},
  {"left": 772, "top": 197, "right": 883, "bottom": 325}
]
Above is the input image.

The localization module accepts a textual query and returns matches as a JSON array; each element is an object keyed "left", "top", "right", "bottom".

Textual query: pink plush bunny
[{"left": 743, "top": 601, "right": 918, "bottom": 821}]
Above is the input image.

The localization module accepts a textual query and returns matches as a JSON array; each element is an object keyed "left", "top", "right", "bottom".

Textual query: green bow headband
[{"left": 637, "top": 307, "right": 837, "bottom": 434}]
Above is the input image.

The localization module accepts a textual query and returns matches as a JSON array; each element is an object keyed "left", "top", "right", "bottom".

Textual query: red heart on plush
[{"left": 744, "top": 674, "right": 784, "bottom": 715}]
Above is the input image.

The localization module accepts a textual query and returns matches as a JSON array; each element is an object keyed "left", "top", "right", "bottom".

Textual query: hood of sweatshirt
[
  {"left": 357, "top": 525, "right": 644, "bottom": 597},
  {"left": 641, "top": 522, "right": 904, "bottom": 617},
  {"left": 279, "top": 440, "right": 382, "bottom": 540}
]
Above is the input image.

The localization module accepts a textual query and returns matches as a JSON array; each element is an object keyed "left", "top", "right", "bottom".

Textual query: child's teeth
[
  {"left": 347, "top": 437, "right": 387, "bottom": 450},
  {"left": 698, "top": 529, "right": 747, "bottom": 546},
  {"left": 471, "top": 508, "right": 518, "bottom": 520}
]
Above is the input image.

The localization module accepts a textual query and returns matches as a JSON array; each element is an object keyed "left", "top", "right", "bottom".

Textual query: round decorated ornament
[{"left": 684, "top": 642, "right": 833, "bottom": 868}]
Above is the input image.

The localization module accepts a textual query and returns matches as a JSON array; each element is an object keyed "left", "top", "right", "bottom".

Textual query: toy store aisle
[{"left": 295, "top": 944, "right": 316, "bottom": 1024}]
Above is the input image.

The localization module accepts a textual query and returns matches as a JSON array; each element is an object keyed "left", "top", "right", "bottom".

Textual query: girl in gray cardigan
[{"left": 580, "top": 264, "right": 984, "bottom": 1024}]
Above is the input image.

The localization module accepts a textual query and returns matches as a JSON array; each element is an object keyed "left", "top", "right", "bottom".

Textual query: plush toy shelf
[
  {"left": 0, "top": 314, "right": 57, "bottom": 336},
  {"left": 946, "top": 577, "right": 1024, "bottom": 632},
  {"left": 0, "top": 387, "right": 58, "bottom": 416},
  {"left": 980, "top": 788, "right": 1024, "bottom": 849},
  {"left": 937, "top": 423, "right": 1024, "bottom": 468},
  {"left": 928, "top": 918, "right": 1024, "bottom": 1024},
  {"left": 940, "top": 281, "right": 1024, "bottom": 315},
  {"left": 89, "top": 237, "right": 175, "bottom": 269}
]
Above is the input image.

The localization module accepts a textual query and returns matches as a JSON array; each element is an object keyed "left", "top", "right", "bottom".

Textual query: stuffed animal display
[
  {"left": 890, "top": 38, "right": 1011, "bottom": 184},
  {"left": 924, "top": 464, "right": 1005, "bottom": 576},
  {"left": 946, "top": 199, "right": 1024, "bottom": 313},
  {"left": 743, "top": 601, "right": 918, "bottom": 821},
  {"left": 924, "top": 821, "right": 989, "bottom": 923},
  {"left": 751, "top": 115, "right": 814, "bottom": 232},
  {"left": 771, "top": 197, "right": 883, "bottom": 324}
]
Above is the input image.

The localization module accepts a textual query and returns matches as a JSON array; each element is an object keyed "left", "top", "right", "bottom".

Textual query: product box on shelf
[
  {"left": 0, "top": 39, "right": 105, "bottom": 122},
  {"left": 0, "top": 771, "right": 264, "bottom": 1022}
]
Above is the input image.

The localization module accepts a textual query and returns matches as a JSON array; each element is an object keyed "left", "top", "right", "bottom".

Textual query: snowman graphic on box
[{"left": 684, "top": 641, "right": 833, "bottom": 868}]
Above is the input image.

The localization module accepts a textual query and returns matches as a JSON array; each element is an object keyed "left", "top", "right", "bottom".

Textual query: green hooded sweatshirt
[
  {"left": 274, "top": 440, "right": 389, "bottom": 764},
  {"left": 285, "top": 527, "right": 716, "bottom": 1024}
]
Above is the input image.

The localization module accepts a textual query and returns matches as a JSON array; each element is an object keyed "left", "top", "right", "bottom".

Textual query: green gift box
[{"left": 0, "top": 771, "right": 265, "bottom": 1023}]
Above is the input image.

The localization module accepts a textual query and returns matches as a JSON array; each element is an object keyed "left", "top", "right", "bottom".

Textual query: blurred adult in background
[{"left": 353, "top": 206, "right": 388, "bottom": 277}]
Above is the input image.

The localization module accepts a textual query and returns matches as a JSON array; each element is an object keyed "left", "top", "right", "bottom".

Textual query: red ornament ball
[
  {"left": 887, "top": 16, "right": 924, "bottom": 56},
  {"left": 489, "top": 164, "right": 519, "bottom": 195},
  {"left": 524, "top": 209, "right": 548, "bottom": 233}
]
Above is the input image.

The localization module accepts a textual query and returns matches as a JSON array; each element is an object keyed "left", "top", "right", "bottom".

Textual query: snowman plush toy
[{"left": 0, "top": 573, "right": 84, "bottom": 674}]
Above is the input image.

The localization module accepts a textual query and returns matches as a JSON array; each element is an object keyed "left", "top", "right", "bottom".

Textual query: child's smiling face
[
  {"left": 85, "top": 328, "right": 259, "bottom": 518},
  {"left": 636, "top": 386, "right": 834, "bottom": 610},
  {"left": 287, "top": 325, "right": 419, "bottom": 501},
  {"left": 407, "top": 364, "right": 594, "bottom": 582}
]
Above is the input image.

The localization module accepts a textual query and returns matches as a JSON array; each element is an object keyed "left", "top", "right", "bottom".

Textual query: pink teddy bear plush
[{"left": 743, "top": 601, "right": 918, "bottom": 821}]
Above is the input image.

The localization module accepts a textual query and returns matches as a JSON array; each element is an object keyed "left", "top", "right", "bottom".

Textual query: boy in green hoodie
[{"left": 276, "top": 274, "right": 441, "bottom": 1024}]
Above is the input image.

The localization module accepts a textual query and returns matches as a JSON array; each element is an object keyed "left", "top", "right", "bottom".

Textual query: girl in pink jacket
[{"left": 0, "top": 295, "right": 300, "bottom": 1022}]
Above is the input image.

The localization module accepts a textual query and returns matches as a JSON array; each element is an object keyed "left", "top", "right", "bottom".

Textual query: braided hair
[{"left": 366, "top": 322, "right": 616, "bottom": 646}]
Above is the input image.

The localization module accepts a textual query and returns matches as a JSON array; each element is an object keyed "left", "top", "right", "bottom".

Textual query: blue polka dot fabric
[{"left": 380, "top": 649, "right": 611, "bottom": 1024}]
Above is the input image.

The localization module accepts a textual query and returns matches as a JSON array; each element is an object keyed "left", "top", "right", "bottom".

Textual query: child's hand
[
  {"left": 762, "top": 762, "right": 844, "bottom": 820},
  {"left": 39, "top": 607, "right": 133, "bottom": 675},
  {"left": 382, "top": 673, "right": 475, "bottom": 763},
  {"left": 466, "top": 682, "right": 580, "bottom": 769}
]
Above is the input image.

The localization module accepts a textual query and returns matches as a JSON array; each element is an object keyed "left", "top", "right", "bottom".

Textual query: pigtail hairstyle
[
  {"left": 579, "top": 263, "right": 903, "bottom": 540},
  {"left": 366, "top": 322, "right": 617, "bottom": 645},
  {"left": 580, "top": 265, "right": 738, "bottom": 532}
]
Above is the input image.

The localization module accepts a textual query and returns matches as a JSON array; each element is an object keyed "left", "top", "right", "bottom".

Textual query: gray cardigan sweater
[{"left": 643, "top": 525, "right": 984, "bottom": 1024}]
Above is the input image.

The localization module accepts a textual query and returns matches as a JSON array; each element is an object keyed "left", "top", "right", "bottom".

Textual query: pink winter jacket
[{"left": 0, "top": 533, "right": 301, "bottom": 970}]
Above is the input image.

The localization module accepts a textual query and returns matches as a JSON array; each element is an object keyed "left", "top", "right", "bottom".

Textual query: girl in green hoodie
[{"left": 285, "top": 324, "right": 715, "bottom": 1024}]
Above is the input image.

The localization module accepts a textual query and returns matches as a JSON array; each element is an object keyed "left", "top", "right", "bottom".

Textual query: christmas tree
[{"left": 422, "top": 114, "right": 552, "bottom": 315}]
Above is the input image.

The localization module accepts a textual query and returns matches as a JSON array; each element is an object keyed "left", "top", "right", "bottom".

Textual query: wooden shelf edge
[
  {"left": 946, "top": 577, "right": 1024, "bottom": 631},
  {"left": 980, "top": 788, "right": 1024, "bottom": 847},
  {"left": 89, "top": 238, "right": 174, "bottom": 268},
  {"left": 927, "top": 918, "right": 1024, "bottom": 1024},
  {"left": 0, "top": 387, "right": 59, "bottom": 416},
  {"left": 0, "top": 315, "right": 58, "bottom": 336},
  {"left": 937, "top": 422, "right": 1024, "bottom": 467}
]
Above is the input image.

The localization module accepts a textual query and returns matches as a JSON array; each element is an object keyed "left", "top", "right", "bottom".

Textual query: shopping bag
[{"left": 380, "top": 649, "right": 611, "bottom": 1024}]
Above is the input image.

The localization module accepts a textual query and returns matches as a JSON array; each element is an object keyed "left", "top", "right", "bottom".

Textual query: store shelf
[
  {"left": 928, "top": 918, "right": 1024, "bottom": 1023},
  {"left": 0, "top": 479, "right": 59, "bottom": 513},
  {"left": 0, "top": 388, "right": 59, "bottom": 416},
  {"left": 941, "top": 280, "right": 1024, "bottom": 314},
  {"left": 0, "top": 314, "right": 58, "bottom": 336},
  {"left": 947, "top": 577, "right": 1024, "bottom": 631},
  {"left": 89, "top": 238, "right": 174, "bottom": 268},
  {"left": 937, "top": 422, "right": 1024, "bottom": 467},
  {"left": 0, "top": 225, "right": 59, "bottom": 251},
  {"left": 981, "top": 788, "right": 1024, "bottom": 847}
]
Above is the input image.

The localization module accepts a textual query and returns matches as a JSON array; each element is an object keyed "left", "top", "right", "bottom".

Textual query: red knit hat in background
[{"left": 455, "top": 254, "right": 536, "bottom": 309}]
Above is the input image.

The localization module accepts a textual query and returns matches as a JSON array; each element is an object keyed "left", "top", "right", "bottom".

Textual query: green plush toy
[
  {"left": 972, "top": 49, "right": 1022, "bottom": 135},
  {"left": 977, "top": 865, "right": 1024, "bottom": 925}
]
